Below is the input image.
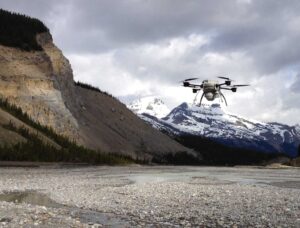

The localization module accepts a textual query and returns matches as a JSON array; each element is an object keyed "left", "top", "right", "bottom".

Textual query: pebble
[{"left": 0, "top": 217, "right": 12, "bottom": 223}]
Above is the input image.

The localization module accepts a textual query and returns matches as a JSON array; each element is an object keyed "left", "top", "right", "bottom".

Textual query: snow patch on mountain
[
  {"left": 127, "top": 96, "right": 170, "bottom": 118},
  {"left": 140, "top": 102, "right": 300, "bottom": 157}
]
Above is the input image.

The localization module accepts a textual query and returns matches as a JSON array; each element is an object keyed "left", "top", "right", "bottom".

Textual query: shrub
[{"left": 74, "top": 81, "right": 118, "bottom": 99}]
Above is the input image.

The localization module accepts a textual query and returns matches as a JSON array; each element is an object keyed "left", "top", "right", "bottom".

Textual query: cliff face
[
  {"left": 0, "top": 33, "right": 80, "bottom": 142},
  {"left": 0, "top": 31, "right": 191, "bottom": 158}
]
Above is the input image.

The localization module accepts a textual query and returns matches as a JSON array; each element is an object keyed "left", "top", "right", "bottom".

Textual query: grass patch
[{"left": 74, "top": 81, "right": 117, "bottom": 99}]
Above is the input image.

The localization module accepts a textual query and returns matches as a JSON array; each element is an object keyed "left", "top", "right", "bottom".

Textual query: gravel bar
[{"left": 0, "top": 165, "right": 299, "bottom": 227}]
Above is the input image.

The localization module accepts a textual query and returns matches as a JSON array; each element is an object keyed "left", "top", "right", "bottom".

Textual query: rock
[{"left": 0, "top": 217, "right": 12, "bottom": 223}]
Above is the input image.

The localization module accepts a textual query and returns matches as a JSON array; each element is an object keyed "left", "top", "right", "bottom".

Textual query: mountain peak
[
  {"left": 141, "top": 102, "right": 300, "bottom": 157},
  {"left": 127, "top": 96, "right": 170, "bottom": 118},
  {"left": 165, "top": 102, "right": 225, "bottom": 122},
  {"left": 177, "top": 102, "right": 189, "bottom": 110}
]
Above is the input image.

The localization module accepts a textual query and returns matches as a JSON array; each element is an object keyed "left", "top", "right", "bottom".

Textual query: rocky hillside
[
  {"left": 0, "top": 9, "right": 192, "bottom": 161},
  {"left": 140, "top": 102, "right": 300, "bottom": 158}
]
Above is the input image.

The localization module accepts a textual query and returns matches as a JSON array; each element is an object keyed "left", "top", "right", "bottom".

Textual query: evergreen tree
[{"left": 0, "top": 9, "right": 49, "bottom": 51}]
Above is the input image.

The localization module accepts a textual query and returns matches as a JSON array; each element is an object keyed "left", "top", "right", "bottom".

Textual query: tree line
[
  {"left": 173, "top": 135, "right": 286, "bottom": 166},
  {"left": 0, "top": 8, "right": 48, "bottom": 51},
  {"left": 0, "top": 98, "right": 133, "bottom": 164}
]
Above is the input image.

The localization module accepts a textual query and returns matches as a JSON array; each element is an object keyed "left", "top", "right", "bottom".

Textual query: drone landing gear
[
  {"left": 193, "top": 90, "right": 201, "bottom": 105},
  {"left": 198, "top": 93, "right": 205, "bottom": 106},
  {"left": 219, "top": 92, "right": 228, "bottom": 106}
]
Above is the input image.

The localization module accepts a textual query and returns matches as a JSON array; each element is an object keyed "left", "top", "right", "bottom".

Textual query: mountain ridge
[{"left": 134, "top": 100, "right": 300, "bottom": 157}]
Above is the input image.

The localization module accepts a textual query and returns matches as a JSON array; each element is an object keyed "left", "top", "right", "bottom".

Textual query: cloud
[
  {"left": 1, "top": 0, "right": 300, "bottom": 124},
  {"left": 291, "top": 73, "right": 300, "bottom": 93}
]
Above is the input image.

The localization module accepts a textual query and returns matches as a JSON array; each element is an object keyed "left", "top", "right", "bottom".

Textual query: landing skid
[{"left": 193, "top": 92, "right": 228, "bottom": 106}]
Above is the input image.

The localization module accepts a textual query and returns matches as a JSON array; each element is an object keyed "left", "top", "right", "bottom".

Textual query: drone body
[{"left": 181, "top": 77, "right": 249, "bottom": 106}]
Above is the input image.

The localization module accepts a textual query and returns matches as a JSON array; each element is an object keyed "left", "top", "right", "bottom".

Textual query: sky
[{"left": 1, "top": 0, "right": 300, "bottom": 125}]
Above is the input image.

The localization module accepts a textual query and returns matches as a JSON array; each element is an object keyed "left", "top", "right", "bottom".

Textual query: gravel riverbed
[{"left": 0, "top": 165, "right": 299, "bottom": 227}]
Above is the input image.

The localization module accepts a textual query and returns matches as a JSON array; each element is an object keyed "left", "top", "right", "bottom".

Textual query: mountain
[
  {"left": 0, "top": 9, "right": 193, "bottom": 162},
  {"left": 127, "top": 96, "right": 170, "bottom": 118},
  {"left": 140, "top": 102, "right": 300, "bottom": 158}
]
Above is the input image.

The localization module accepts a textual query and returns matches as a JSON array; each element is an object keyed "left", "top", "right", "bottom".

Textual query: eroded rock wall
[{"left": 0, "top": 33, "right": 80, "bottom": 141}]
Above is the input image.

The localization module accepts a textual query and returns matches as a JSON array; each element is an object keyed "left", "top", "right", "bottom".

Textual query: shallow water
[
  {"left": 0, "top": 191, "right": 130, "bottom": 227},
  {"left": 0, "top": 191, "right": 60, "bottom": 207}
]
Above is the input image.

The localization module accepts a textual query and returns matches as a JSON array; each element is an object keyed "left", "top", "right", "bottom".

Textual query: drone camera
[{"left": 231, "top": 87, "right": 237, "bottom": 92}]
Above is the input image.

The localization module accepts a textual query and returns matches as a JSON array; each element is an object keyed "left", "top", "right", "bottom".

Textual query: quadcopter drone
[{"left": 181, "top": 76, "right": 249, "bottom": 106}]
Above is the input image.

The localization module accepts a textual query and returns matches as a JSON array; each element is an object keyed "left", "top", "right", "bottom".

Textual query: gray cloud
[
  {"left": 291, "top": 73, "right": 300, "bottom": 93},
  {"left": 2, "top": 0, "right": 300, "bottom": 74},
  {"left": 1, "top": 0, "right": 300, "bottom": 124}
]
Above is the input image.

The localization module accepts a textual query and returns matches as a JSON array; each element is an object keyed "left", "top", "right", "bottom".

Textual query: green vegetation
[
  {"left": 74, "top": 81, "right": 116, "bottom": 99},
  {"left": 173, "top": 135, "right": 284, "bottom": 166},
  {"left": 0, "top": 98, "right": 133, "bottom": 164},
  {"left": 0, "top": 9, "right": 48, "bottom": 51},
  {"left": 152, "top": 151, "right": 203, "bottom": 165},
  {"left": 0, "top": 98, "right": 72, "bottom": 148}
]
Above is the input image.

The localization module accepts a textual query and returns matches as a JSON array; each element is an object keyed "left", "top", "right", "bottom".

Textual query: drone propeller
[
  {"left": 231, "top": 84, "right": 250, "bottom": 87},
  {"left": 182, "top": 77, "right": 199, "bottom": 82},
  {"left": 218, "top": 76, "right": 233, "bottom": 81}
]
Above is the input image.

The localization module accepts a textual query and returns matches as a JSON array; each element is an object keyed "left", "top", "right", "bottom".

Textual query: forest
[
  {"left": 74, "top": 81, "right": 117, "bottom": 99},
  {"left": 0, "top": 8, "right": 48, "bottom": 51},
  {"left": 0, "top": 98, "right": 133, "bottom": 164},
  {"left": 173, "top": 134, "right": 286, "bottom": 166}
]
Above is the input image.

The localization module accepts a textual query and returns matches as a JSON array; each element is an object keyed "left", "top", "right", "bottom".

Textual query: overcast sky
[{"left": 1, "top": 0, "right": 300, "bottom": 125}]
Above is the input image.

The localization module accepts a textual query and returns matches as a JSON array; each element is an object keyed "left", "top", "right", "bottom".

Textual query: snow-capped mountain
[
  {"left": 141, "top": 102, "right": 300, "bottom": 157},
  {"left": 127, "top": 96, "right": 170, "bottom": 118}
]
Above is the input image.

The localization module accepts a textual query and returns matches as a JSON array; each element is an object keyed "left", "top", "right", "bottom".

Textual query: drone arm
[
  {"left": 219, "top": 87, "right": 232, "bottom": 90},
  {"left": 188, "top": 83, "right": 202, "bottom": 88}
]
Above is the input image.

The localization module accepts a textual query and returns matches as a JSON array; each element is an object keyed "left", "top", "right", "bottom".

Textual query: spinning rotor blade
[
  {"left": 182, "top": 77, "right": 199, "bottom": 82},
  {"left": 218, "top": 76, "right": 232, "bottom": 81}
]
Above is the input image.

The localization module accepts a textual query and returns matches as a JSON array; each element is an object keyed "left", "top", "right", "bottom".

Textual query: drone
[{"left": 181, "top": 76, "right": 249, "bottom": 106}]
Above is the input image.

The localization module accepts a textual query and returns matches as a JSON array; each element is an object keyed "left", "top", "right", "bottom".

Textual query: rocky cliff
[
  {"left": 0, "top": 10, "right": 191, "bottom": 160},
  {"left": 0, "top": 33, "right": 80, "bottom": 142}
]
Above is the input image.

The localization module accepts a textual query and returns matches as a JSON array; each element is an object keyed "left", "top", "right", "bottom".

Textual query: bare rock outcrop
[{"left": 0, "top": 34, "right": 80, "bottom": 142}]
